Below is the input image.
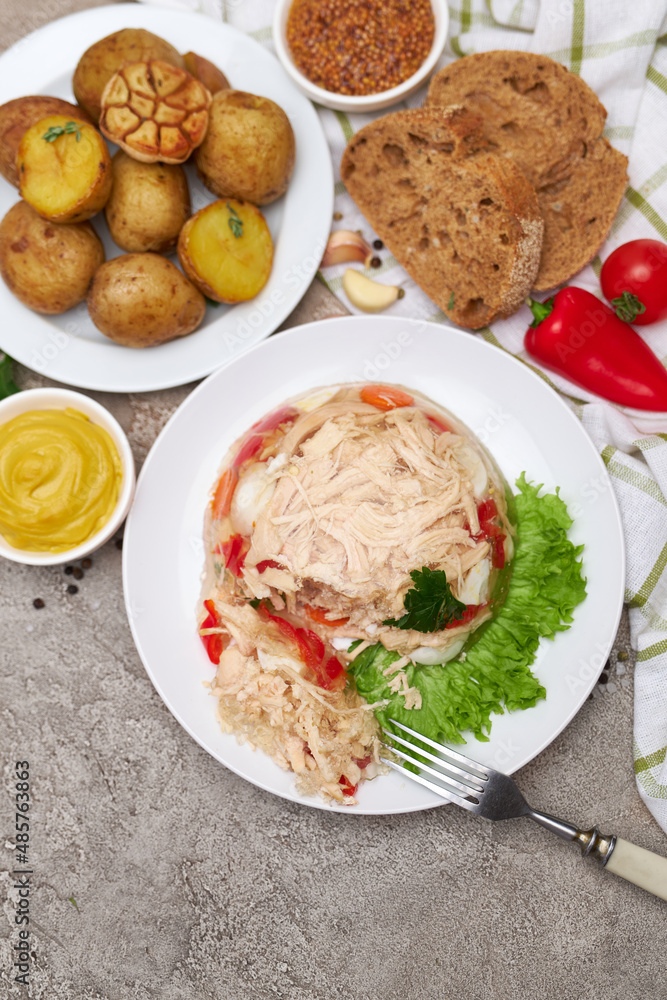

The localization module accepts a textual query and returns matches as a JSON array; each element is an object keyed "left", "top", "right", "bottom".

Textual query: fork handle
[{"left": 605, "top": 838, "right": 667, "bottom": 901}]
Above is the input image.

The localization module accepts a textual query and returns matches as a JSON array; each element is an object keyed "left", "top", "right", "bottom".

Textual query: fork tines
[{"left": 381, "top": 718, "right": 489, "bottom": 809}]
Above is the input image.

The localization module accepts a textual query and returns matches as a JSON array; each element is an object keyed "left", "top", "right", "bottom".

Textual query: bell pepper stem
[{"left": 526, "top": 297, "right": 555, "bottom": 328}]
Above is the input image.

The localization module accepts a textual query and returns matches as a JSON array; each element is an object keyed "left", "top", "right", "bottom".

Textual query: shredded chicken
[
  {"left": 209, "top": 639, "right": 384, "bottom": 804},
  {"left": 200, "top": 384, "right": 514, "bottom": 804},
  {"left": 228, "top": 389, "right": 495, "bottom": 653}
]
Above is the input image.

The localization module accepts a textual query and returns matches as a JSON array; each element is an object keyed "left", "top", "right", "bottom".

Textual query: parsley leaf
[
  {"left": 383, "top": 567, "right": 466, "bottom": 632},
  {"left": 0, "top": 353, "right": 19, "bottom": 400}
]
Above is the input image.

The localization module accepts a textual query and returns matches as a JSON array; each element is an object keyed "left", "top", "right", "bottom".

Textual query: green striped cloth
[{"left": 144, "top": 0, "right": 667, "bottom": 831}]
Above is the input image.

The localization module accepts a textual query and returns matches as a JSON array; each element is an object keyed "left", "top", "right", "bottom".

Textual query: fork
[{"left": 381, "top": 719, "right": 667, "bottom": 902}]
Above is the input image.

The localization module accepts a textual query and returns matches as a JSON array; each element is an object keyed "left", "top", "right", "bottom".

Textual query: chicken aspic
[{"left": 199, "top": 383, "right": 515, "bottom": 803}]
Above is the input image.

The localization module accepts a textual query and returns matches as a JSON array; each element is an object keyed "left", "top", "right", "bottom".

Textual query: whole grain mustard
[{"left": 0, "top": 408, "right": 122, "bottom": 552}]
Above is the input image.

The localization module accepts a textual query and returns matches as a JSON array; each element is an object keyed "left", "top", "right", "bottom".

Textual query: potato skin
[
  {"left": 105, "top": 151, "right": 190, "bottom": 253},
  {"left": 0, "top": 200, "right": 104, "bottom": 314},
  {"left": 87, "top": 253, "right": 206, "bottom": 347},
  {"left": 17, "top": 115, "right": 112, "bottom": 224},
  {"left": 182, "top": 52, "right": 230, "bottom": 95},
  {"left": 73, "top": 28, "right": 184, "bottom": 123},
  {"left": 0, "top": 96, "right": 94, "bottom": 188},
  {"left": 195, "top": 90, "right": 295, "bottom": 206}
]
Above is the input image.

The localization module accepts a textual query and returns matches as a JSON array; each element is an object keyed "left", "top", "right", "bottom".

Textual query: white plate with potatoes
[{"left": 0, "top": 4, "right": 333, "bottom": 392}]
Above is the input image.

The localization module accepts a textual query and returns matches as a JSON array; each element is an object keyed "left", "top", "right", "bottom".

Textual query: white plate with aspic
[
  {"left": 0, "top": 3, "right": 333, "bottom": 392},
  {"left": 123, "top": 316, "right": 626, "bottom": 814}
]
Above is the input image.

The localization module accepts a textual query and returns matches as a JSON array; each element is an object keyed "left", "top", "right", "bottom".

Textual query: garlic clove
[
  {"left": 342, "top": 268, "right": 403, "bottom": 313},
  {"left": 321, "top": 230, "right": 374, "bottom": 268}
]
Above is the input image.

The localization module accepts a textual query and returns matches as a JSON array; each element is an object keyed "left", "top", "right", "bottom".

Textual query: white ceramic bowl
[
  {"left": 272, "top": 0, "right": 449, "bottom": 113},
  {"left": 0, "top": 388, "right": 135, "bottom": 566}
]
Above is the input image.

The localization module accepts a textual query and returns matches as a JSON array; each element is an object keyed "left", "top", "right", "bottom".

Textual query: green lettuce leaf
[{"left": 348, "top": 474, "right": 587, "bottom": 744}]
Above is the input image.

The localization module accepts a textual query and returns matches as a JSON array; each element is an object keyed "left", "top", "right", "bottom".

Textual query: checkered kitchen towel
[{"left": 142, "top": 0, "right": 667, "bottom": 833}]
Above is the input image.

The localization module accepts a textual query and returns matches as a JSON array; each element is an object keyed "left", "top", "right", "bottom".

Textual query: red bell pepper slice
[
  {"left": 477, "top": 497, "right": 498, "bottom": 524},
  {"left": 233, "top": 433, "right": 264, "bottom": 468},
  {"left": 298, "top": 628, "right": 325, "bottom": 666},
  {"left": 221, "top": 534, "right": 247, "bottom": 577},
  {"left": 491, "top": 535, "right": 506, "bottom": 570},
  {"left": 444, "top": 603, "right": 480, "bottom": 630},
  {"left": 252, "top": 406, "right": 298, "bottom": 433},
  {"left": 339, "top": 775, "right": 358, "bottom": 797},
  {"left": 427, "top": 414, "right": 451, "bottom": 434},
  {"left": 258, "top": 605, "right": 313, "bottom": 666},
  {"left": 200, "top": 600, "right": 223, "bottom": 665},
  {"left": 257, "top": 604, "right": 347, "bottom": 690},
  {"left": 524, "top": 289, "right": 667, "bottom": 411},
  {"left": 255, "top": 559, "right": 282, "bottom": 573}
]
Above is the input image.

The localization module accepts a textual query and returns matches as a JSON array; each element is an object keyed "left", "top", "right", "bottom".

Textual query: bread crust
[
  {"left": 426, "top": 51, "right": 628, "bottom": 289},
  {"left": 341, "top": 107, "right": 543, "bottom": 329}
]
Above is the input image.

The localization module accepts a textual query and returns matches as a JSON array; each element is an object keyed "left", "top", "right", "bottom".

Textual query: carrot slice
[
  {"left": 305, "top": 604, "right": 350, "bottom": 627},
  {"left": 360, "top": 384, "right": 414, "bottom": 411},
  {"left": 211, "top": 468, "right": 237, "bottom": 519}
]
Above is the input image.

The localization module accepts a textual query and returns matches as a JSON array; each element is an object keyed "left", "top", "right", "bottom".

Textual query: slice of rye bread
[
  {"left": 426, "top": 51, "right": 629, "bottom": 290},
  {"left": 340, "top": 107, "right": 543, "bottom": 329}
]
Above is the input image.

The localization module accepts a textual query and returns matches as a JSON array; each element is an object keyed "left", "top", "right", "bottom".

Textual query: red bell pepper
[
  {"left": 524, "top": 289, "right": 667, "bottom": 411},
  {"left": 444, "top": 603, "right": 481, "bottom": 630},
  {"left": 339, "top": 775, "right": 358, "bottom": 797},
  {"left": 256, "top": 559, "right": 282, "bottom": 573},
  {"left": 257, "top": 602, "right": 347, "bottom": 690},
  {"left": 200, "top": 599, "right": 224, "bottom": 665},
  {"left": 221, "top": 534, "right": 247, "bottom": 576},
  {"left": 233, "top": 433, "right": 265, "bottom": 468},
  {"left": 252, "top": 405, "right": 298, "bottom": 433}
]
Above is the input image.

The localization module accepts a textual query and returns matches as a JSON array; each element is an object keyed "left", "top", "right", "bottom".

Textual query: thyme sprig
[
  {"left": 227, "top": 202, "right": 244, "bottom": 239},
  {"left": 42, "top": 121, "right": 82, "bottom": 143}
]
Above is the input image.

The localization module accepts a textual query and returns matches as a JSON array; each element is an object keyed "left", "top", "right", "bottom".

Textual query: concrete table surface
[{"left": 1, "top": 3, "right": 666, "bottom": 998}]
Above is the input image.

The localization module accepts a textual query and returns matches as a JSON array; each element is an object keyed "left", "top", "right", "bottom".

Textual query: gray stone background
[{"left": 1, "top": 2, "right": 666, "bottom": 997}]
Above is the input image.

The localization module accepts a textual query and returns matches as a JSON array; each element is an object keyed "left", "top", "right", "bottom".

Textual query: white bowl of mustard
[
  {"left": 273, "top": 0, "right": 449, "bottom": 113},
  {"left": 0, "top": 387, "right": 135, "bottom": 566}
]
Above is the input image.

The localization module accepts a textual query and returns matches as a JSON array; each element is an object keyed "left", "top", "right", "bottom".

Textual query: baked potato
[
  {"left": 73, "top": 28, "right": 184, "bottom": 123},
  {"left": 195, "top": 90, "right": 295, "bottom": 206},
  {"left": 87, "top": 253, "right": 206, "bottom": 347},
  {"left": 0, "top": 200, "right": 104, "bottom": 314},
  {"left": 17, "top": 115, "right": 112, "bottom": 224},
  {"left": 178, "top": 198, "right": 273, "bottom": 303},
  {"left": 182, "top": 52, "right": 230, "bottom": 95},
  {"left": 0, "top": 96, "right": 93, "bottom": 188},
  {"left": 105, "top": 151, "right": 190, "bottom": 253}
]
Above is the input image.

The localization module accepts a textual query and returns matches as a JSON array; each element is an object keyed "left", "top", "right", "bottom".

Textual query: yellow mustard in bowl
[{"left": 0, "top": 407, "right": 122, "bottom": 552}]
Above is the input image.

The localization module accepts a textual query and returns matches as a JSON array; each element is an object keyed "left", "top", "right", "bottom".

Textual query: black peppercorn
[
  {"left": 67, "top": 584, "right": 79, "bottom": 595},
  {"left": 33, "top": 598, "right": 44, "bottom": 609}
]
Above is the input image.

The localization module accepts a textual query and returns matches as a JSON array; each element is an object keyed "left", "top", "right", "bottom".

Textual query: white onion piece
[
  {"left": 411, "top": 639, "right": 466, "bottom": 665},
  {"left": 456, "top": 558, "right": 491, "bottom": 606}
]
